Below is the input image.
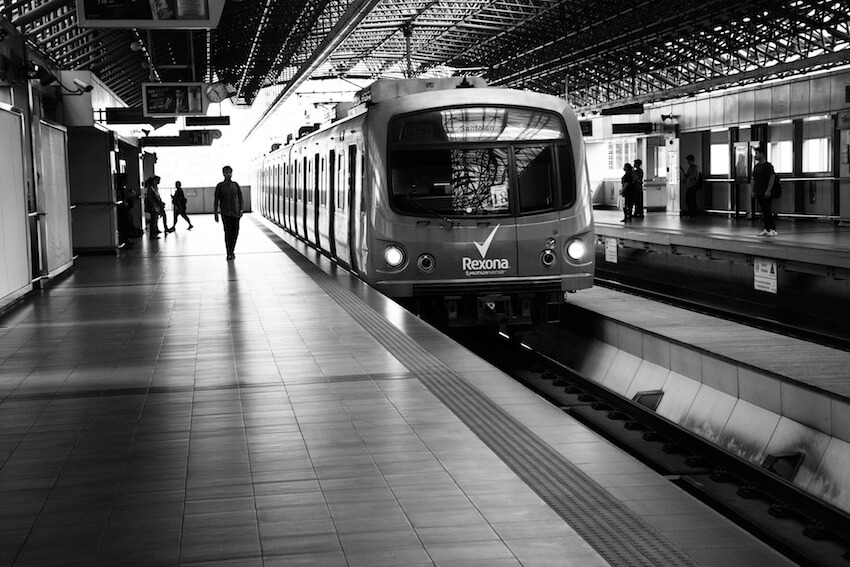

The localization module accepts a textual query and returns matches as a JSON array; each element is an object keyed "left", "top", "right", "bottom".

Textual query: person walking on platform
[
  {"left": 214, "top": 165, "right": 244, "bottom": 260},
  {"left": 632, "top": 159, "right": 644, "bottom": 218},
  {"left": 752, "top": 147, "right": 778, "bottom": 237},
  {"left": 169, "top": 180, "right": 193, "bottom": 232},
  {"left": 144, "top": 176, "right": 167, "bottom": 239},
  {"left": 681, "top": 155, "right": 700, "bottom": 218},
  {"left": 620, "top": 163, "right": 635, "bottom": 222}
]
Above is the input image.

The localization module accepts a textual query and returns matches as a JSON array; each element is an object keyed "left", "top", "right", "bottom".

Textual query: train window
[
  {"left": 557, "top": 144, "right": 575, "bottom": 208},
  {"left": 515, "top": 146, "right": 554, "bottom": 213},
  {"left": 391, "top": 148, "right": 510, "bottom": 216},
  {"left": 337, "top": 152, "right": 345, "bottom": 211},
  {"left": 390, "top": 106, "right": 566, "bottom": 144}
]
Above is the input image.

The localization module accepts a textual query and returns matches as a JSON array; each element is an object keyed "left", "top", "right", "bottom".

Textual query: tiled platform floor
[{"left": 0, "top": 215, "right": 795, "bottom": 566}]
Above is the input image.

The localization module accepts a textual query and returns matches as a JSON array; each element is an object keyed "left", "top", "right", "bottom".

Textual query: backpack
[
  {"left": 771, "top": 178, "right": 782, "bottom": 199},
  {"left": 695, "top": 171, "right": 704, "bottom": 191}
]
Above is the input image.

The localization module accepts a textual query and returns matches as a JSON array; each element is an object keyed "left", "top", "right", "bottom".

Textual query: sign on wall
[{"left": 754, "top": 258, "right": 778, "bottom": 294}]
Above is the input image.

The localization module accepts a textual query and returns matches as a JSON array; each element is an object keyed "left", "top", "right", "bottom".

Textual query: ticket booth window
[
  {"left": 709, "top": 144, "right": 730, "bottom": 176},
  {"left": 653, "top": 146, "right": 667, "bottom": 178},
  {"left": 768, "top": 141, "right": 793, "bottom": 173},
  {"left": 802, "top": 138, "right": 830, "bottom": 173}
]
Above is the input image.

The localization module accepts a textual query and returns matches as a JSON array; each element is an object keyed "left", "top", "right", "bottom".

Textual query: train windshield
[{"left": 389, "top": 106, "right": 573, "bottom": 217}]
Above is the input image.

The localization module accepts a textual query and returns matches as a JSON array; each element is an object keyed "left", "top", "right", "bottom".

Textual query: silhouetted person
[
  {"left": 169, "top": 181, "right": 193, "bottom": 231},
  {"left": 632, "top": 159, "right": 644, "bottom": 218},
  {"left": 752, "top": 147, "right": 778, "bottom": 237},
  {"left": 144, "top": 176, "right": 166, "bottom": 239},
  {"left": 213, "top": 165, "right": 243, "bottom": 260},
  {"left": 620, "top": 163, "right": 635, "bottom": 222},
  {"left": 681, "top": 155, "right": 700, "bottom": 218}
]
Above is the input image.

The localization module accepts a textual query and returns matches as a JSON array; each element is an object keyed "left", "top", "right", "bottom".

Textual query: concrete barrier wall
[{"left": 525, "top": 312, "right": 850, "bottom": 514}]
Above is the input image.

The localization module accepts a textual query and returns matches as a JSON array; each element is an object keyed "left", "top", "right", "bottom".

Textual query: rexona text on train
[{"left": 253, "top": 77, "right": 595, "bottom": 326}]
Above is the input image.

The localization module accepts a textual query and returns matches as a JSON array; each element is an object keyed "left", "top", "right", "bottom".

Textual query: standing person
[
  {"left": 144, "top": 177, "right": 166, "bottom": 239},
  {"left": 169, "top": 181, "right": 193, "bottom": 231},
  {"left": 632, "top": 158, "right": 644, "bottom": 218},
  {"left": 752, "top": 147, "right": 778, "bottom": 237},
  {"left": 620, "top": 163, "right": 635, "bottom": 222},
  {"left": 680, "top": 154, "right": 700, "bottom": 218},
  {"left": 214, "top": 165, "right": 244, "bottom": 260}
]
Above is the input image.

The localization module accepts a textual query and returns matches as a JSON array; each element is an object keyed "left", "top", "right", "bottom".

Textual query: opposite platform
[{"left": 0, "top": 214, "right": 793, "bottom": 566}]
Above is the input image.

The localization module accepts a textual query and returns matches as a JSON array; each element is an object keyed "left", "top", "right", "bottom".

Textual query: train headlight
[
  {"left": 417, "top": 253, "right": 436, "bottom": 273},
  {"left": 540, "top": 249, "right": 557, "bottom": 268},
  {"left": 565, "top": 239, "right": 587, "bottom": 262},
  {"left": 383, "top": 245, "right": 406, "bottom": 269}
]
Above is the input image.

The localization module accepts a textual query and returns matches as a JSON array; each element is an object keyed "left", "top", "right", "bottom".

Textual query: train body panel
[{"left": 254, "top": 79, "right": 594, "bottom": 326}]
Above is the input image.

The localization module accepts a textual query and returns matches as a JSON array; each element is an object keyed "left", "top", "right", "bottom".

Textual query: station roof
[{"left": 3, "top": 0, "right": 849, "bottom": 112}]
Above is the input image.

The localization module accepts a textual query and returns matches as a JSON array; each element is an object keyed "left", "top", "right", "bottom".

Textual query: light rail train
[{"left": 253, "top": 77, "right": 594, "bottom": 326}]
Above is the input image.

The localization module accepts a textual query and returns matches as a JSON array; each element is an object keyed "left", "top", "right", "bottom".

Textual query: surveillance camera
[{"left": 73, "top": 78, "right": 93, "bottom": 92}]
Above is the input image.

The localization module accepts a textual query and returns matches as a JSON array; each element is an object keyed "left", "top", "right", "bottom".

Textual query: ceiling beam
[{"left": 244, "top": 0, "right": 383, "bottom": 141}]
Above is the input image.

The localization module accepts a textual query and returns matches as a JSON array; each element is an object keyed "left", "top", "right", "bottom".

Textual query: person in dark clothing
[
  {"left": 144, "top": 176, "right": 167, "bottom": 239},
  {"left": 752, "top": 147, "right": 778, "bottom": 237},
  {"left": 620, "top": 163, "right": 635, "bottom": 222},
  {"left": 680, "top": 154, "right": 700, "bottom": 218},
  {"left": 213, "top": 165, "right": 243, "bottom": 260},
  {"left": 632, "top": 159, "right": 644, "bottom": 218},
  {"left": 169, "top": 181, "right": 193, "bottom": 231}
]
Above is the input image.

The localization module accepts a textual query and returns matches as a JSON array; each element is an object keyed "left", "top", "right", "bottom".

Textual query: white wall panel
[{"left": 0, "top": 105, "right": 32, "bottom": 308}]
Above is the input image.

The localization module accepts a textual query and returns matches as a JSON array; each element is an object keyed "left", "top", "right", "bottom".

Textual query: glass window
[
  {"left": 390, "top": 106, "right": 566, "bottom": 145},
  {"left": 768, "top": 141, "right": 793, "bottom": 173},
  {"left": 607, "top": 139, "right": 636, "bottom": 176},
  {"left": 709, "top": 144, "right": 729, "bottom": 176},
  {"left": 516, "top": 146, "right": 554, "bottom": 213},
  {"left": 557, "top": 145, "right": 575, "bottom": 207},
  {"left": 391, "top": 148, "right": 510, "bottom": 217},
  {"left": 654, "top": 146, "right": 667, "bottom": 178},
  {"left": 802, "top": 138, "right": 830, "bottom": 173}
]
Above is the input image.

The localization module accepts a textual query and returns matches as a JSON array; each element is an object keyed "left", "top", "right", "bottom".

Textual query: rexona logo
[{"left": 462, "top": 224, "right": 511, "bottom": 276}]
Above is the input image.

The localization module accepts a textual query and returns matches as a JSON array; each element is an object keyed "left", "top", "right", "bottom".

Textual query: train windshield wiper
[{"left": 406, "top": 191, "right": 457, "bottom": 227}]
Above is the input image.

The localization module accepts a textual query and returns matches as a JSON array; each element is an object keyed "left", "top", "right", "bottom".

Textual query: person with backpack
[
  {"left": 752, "top": 146, "right": 779, "bottom": 236},
  {"left": 680, "top": 154, "right": 701, "bottom": 218},
  {"left": 169, "top": 180, "right": 193, "bottom": 232}
]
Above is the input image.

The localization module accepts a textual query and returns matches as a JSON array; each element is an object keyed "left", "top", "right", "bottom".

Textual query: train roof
[{"left": 353, "top": 77, "right": 489, "bottom": 108}]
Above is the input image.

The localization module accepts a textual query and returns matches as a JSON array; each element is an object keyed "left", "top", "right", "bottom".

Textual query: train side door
[
  {"left": 313, "top": 153, "right": 321, "bottom": 247},
  {"left": 347, "top": 145, "right": 359, "bottom": 273},
  {"left": 284, "top": 159, "right": 292, "bottom": 232},
  {"left": 301, "top": 156, "right": 309, "bottom": 240},
  {"left": 292, "top": 160, "right": 300, "bottom": 236},
  {"left": 328, "top": 149, "right": 337, "bottom": 258}
]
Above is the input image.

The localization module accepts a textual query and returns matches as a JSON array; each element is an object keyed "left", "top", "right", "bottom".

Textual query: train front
[{"left": 366, "top": 84, "right": 595, "bottom": 327}]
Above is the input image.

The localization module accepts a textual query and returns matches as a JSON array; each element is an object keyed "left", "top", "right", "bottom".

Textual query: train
[{"left": 252, "top": 77, "right": 595, "bottom": 327}]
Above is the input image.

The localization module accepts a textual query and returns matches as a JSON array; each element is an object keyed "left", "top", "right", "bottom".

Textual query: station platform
[
  {"left": 0, "top": 214, "right": 794, "bottom": 566},
  {"left": 593, "top": 209, "right": 850, "bottom": 277}
]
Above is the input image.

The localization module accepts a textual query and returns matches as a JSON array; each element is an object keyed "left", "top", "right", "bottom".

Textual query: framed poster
[{"left": 142, "top": 83, "right": 205, "bottom": 117}]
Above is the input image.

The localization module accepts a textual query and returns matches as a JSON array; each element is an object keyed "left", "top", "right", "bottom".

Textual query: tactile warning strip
[{"left": 257, "top": 221, "right": 700, "bottom": 567}]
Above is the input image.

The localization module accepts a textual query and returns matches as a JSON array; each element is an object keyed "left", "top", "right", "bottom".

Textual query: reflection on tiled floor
[{"left": 0, "top": 216, "right": 608, "bottom": 566}]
